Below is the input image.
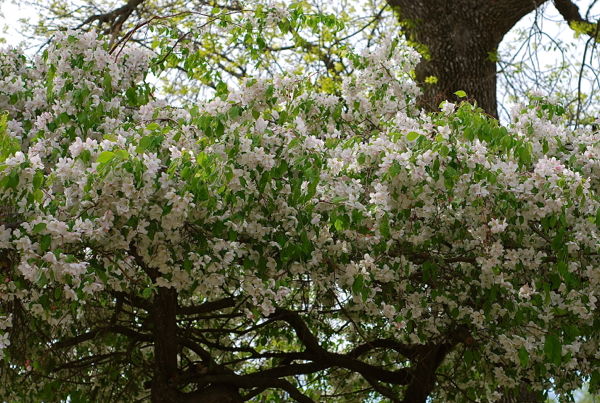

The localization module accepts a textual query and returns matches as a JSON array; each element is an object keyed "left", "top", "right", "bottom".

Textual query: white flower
[
  {"left": 169, "top": 146, "right": 182, "bottom": 160},
  {"left": 441, "top": 101, "right": 455, "bottom": 115},
  {"left": 82, "top": 282, "right": 103, "bottom": 294},
  {"left": 0, "top": 333, "right": 10, "bottom": 349},
  {"left": 394, "top": 321, "right": 406, "bottom": 329},
  {"left": 30, "top": 304, "right": 44, "bottom": 315},
  {"left": 382, "top": 304, "right": 396, "bottom": 320},
  {"left": 519, "top": 284, "right": 534, "bottom": 299},
  {"left": 437, "top": 125, "right": 451, "bottom": 140},
  {"left": 0, "top": 314, "right": 13, "bottom": 330},
  {"left": 488, "top": 218, "right": 508, "bottom": 234},
  {"left": 156, "top": 278, "right": 172, "bottom": 288},
  {"left": 5, "top": 151, "right": 25, "bottom": 166}
]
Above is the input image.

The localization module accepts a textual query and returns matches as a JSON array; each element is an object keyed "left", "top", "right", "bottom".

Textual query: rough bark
[
  {"left": 386, "top": 0, "right": 548, "bottom": 118},
  {"left": 152, "top": 286, "right": 180, "bottom": 403},
  {"left": 498, "top": 381, "right": 541, "bottom": 403},
  {"left": 179, "top": 384, "right": 244, "bottom": 403}
]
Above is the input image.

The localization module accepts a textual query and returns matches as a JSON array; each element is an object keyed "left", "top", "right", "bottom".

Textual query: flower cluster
[{"left": 1, "top": 27, "right": 600, "bottom": 403}]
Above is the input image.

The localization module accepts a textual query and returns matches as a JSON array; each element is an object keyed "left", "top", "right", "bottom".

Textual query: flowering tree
[
  {"left": 1, "top": 9, "right": 600, "bottom": 403},
  {"left": 11, "top": 0, "right": 600, "bottom": 122}
]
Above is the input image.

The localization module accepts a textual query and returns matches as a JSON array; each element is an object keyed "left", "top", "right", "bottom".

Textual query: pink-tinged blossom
[
  {"left": 0, "top": 314, "right": 12, "bottom": 331},
  {"left": 488, "top": 218, "right": 508, "bottom": 234},
  {"left": 34, "top": 112, "right": 53, "bottom": 130},
  {"left": 0, "top": 333, "right": 11, "bottom": 349},
  {"left": 3, "top": 29, "right": 600, "bottom": 403},
  {"left": 4, "top": 151, "right": 25, "bottom": 167},
  {"left": 518, "top": 284, "right": 535, "bottom": 299},
  {"left": 441, "top": 101, "right": 455, "bottom": 115},
  {"left": 535, "top": 157, "right": 564, "bottom": 177}
]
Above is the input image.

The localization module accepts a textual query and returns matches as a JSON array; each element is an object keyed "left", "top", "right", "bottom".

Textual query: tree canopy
[
  {"left": 1, "top": 4, "right": 600, "bottom": 403},
  {"left": 5, "top": 0, "right": 600, "bottom": 122}
]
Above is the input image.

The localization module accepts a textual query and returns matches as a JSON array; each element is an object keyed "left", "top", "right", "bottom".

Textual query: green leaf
[
  {"left": 180, "top": 166, "right": 193, "bottom": 180},
  {"left": 97, "top": 151, "right": 115, "bottom": 164},
  {"left": 454, "top": 90, "right": 467, "bottom": 98},
  {"left": 103, "top": 71, "right": 112, "bottom": 92},
  {"left": 33, "top": 223, "right": 47, "bottom": 234},
  {"left": 334, "top": 219, "right": 344, "bottom": 232},
  {"left": 228, "top": 106, "right": 242, "bottom": 119},
  {"left": 544, "top": 335, "right": 562, "bottom": 365},
  {"left": 518, "top": 346, "right": 529, "bottom": 368},
  {"left": 80, "top": 150, "right": 91, "bottom": 163},
  {"left": 33, "top": 189, "right": 44, "bottom": 203},
  {"left": 542, "top": 138, "right": 549, "bottom": 154},
  {"left": 352, "top": 274, "right": 364, "bottom": 294},
  {"left": 406, "top": 131, "right": 420, "bottom": 141},
  {"left": 115, "top": 150, "right": 129, "bottom": 160},
  {"left": 551, "top": 229, "right": 564, "bottom": 251},
  {"left": 243, "top": 257, "right": 254, "bottom": 271},
  {"left": 40, "top": 234, "right": 52, "bottom": 252},
  {"left": 33, "top": 170, "right": 44, "bottom": 189},
  {"left": 216, "top": 122, "right": 224, "bottom": 136},
  {"left": 332, "top": 105, "right": 342, "bottom": 120},
  {"left": 142, "top": 287, "right": 154, "bottom": 298},
  {"left": 464, "top": 348, "right": 473, "bottom": 366},
  {"left": 331, "top": 196, "right": 348, "bottom": 204},
  {"left": 35, "top": 270, "right": 47, "bottom": 287},
  {"left": 380, "top": 218, "right": 390, "bottom": 238}
]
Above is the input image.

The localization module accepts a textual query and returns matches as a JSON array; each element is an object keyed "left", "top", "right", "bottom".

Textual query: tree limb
[
  {"left": 272, "top": 308, "right": 326, "bottom": 354},
  {"left": 177, "top": 297, "right": 237, "bottom": 315},
  {"left": 52, "top": 325, "right": 151, "bottom": 349},
  {"left": 554, "top": 0, "right": 599, "bottom": 38},
  {"left": 190, "top": 374, "right": 316, "bottom": 403},
  {"left": 348, "top": 338, "right": 418, "bottom": 360}
]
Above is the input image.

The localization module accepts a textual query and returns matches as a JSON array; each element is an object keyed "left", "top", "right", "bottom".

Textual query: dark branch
[
  {"left": 54, "top": 352, "right": 127, "bottom": 372},
  {"left": 0, "top": 221, "right": 22, "bottom": 230},
  {"left": 272, "top": 308, "right": 325, "bottom": 354},
  {"left": 53, "top": 325, "right": 151, "bottom": 349},
  {"left": 554, "top": 0, "right": 599, "bottom": 38},
  {"left": 177, "top": 297, "right": 237, "bottom": 315},
  {"left": 554, "top": 0, "right": 588, "bottom": 25},
  {"left": 79, "top": 0, "right": 146, "bottom": 31},
  {"left": 348, "top": 338, "right": 418, "bottom": 360},
  {"left": 189, "top": 374, "right": 315, "bottom": 403}
]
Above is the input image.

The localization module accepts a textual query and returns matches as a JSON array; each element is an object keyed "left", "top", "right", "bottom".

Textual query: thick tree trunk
[
  {"left": 387, "top": 0, "right": 548, "bottom": 118},
  {"left": 498, "top": 381, "right": 540, "bottom": 403},
  {"left": 152, "top": 286, "right": 180, "bottom": 403},
  {"left": 150, "top": 287, "right": 244, "bottom": 403},
  {"left": 384, "top": 3, "right": 554, "bottom": 401}
]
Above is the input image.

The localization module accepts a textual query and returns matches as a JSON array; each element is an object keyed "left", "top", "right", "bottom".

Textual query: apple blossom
[{"left": 0, "top": 15, "right": 600, "bottom": 403}]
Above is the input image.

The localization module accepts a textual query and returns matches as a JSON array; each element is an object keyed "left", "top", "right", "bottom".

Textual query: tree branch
[
  {"left": 272, "top": 308, "right": 325, "bottom": 354},
  {"left": 554, "top": 0, "right": 587, "bottom": 24},
  {"left": 348, "top": 338, "right": 418, "bottom": 360},
  {"left": 78, "top": 0, "right": 146, "bottom": 32},
  {"left": 52, "top": 325, "right": 151, "bottom": 349},
  {"left": 554, "top": 0, "right": 599, "bottom": 38},
  {"left": 190, "top": 374, "right": 316, "bottom": 403},
  {"left": 177, "top": 297, "right": 237, "bottom": 315},
  {"left": 271, "top": 308, "right": 413, "bottom": 385}
]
